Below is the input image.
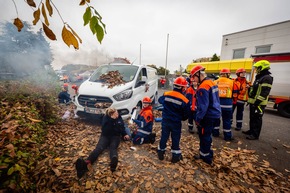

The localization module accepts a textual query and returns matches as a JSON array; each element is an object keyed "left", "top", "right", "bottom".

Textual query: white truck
[
  {"left": 251, "top": 52, "right": 290, "bottom": 118},
  {"left": 73, "top": 63, "right": 158, "bottom": 119}
]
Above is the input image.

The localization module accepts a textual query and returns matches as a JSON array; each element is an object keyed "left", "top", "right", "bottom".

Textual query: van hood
[{"left": 78, "top": 80, "right": 132, "bottom": 96}]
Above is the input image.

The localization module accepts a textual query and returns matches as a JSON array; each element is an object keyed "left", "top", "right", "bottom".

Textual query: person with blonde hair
[{"left": 75, "top": 108, "right": 130, "bottom": 178}]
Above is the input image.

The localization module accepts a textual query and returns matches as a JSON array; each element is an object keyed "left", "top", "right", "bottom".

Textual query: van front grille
[{"left": 78, "top": 95, "right": 113, "bottom": 108}]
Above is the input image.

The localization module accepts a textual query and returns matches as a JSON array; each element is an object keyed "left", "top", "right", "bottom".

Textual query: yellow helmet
[{"left": 253, "top": 60, "right": 270, "bottom": 72}]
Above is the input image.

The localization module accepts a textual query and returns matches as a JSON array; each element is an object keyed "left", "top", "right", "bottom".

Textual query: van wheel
[{"left": 277, "top": 102, "right": 290, "bottom": 118}]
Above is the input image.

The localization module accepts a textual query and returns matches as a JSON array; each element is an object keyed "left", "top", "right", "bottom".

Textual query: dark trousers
[
  {"left": 213, "top": 109, "right": 232, "bottom": 140},
  {"left": 87, "top": 135, "right": 120, "bottom": 164},
  {"left": 158, "top": 120, "right": 182, "bottom": 157},
  {"left": 188, "top": 110, "right": 196, "bottom": 131},
  {"left": 249, "top": 104, "right": 265, "bottom": 138},
  {"left": 197, "top": 117, "right": 218, "bottom": 164},
  {"left": 232, "top": 102, "right": 245, "bottom": 129}
]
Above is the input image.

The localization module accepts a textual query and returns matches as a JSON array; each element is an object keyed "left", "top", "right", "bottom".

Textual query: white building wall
[{"left": 220, "top": 20, "right": 290, "bottom": 60}]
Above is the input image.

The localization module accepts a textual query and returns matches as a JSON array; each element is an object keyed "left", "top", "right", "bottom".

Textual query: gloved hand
[
  {"left": 132, "top": 119, "right": 141, "bottom": 127},
  {"left": 254, "top": 99, "right": 262, "bottom": 106}
]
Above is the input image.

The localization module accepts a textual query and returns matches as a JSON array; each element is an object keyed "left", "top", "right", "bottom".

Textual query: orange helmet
[
  {"left": 236, "top": 68, "right": 246, "bottom": 74},
  {"left": 63, "top": 83, "right": 69, "bottom": 87},
  {"left": 190, "top": 65, "right": 205, "bottom": 76},
  {"left": 142, "top": 96, "right": 152, "bottom": 104},
  {"left": 220, "top": 68, "right": 230, "bottom": 74},
  {"left": 174, "top": 77, "right": 187, "bottom": 87}
]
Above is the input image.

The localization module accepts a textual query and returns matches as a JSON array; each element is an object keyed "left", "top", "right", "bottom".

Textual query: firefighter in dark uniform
[
  {"left": 243, "top": 60, "right": 273, "bottom": 140},
  {"left": 185, "top": 77, "right": 197, "bottom": 133},
  {"left": 157, "top": 77, "right": 190, "bottom": 163},
  {"left": 190, "top": 65, "right": 221, "bottom": 165}
]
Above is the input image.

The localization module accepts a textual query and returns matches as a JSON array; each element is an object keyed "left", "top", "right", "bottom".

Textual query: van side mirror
[{"left": 136, "top": 76, "right": 147, "bottom": 87}]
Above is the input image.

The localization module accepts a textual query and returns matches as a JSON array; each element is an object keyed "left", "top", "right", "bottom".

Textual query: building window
[
  {"left": 255, "top": 45, "right": 271, "bottom": 54},
  {"left": 233, "top": 48, "right": 245, "bottom": 59}
]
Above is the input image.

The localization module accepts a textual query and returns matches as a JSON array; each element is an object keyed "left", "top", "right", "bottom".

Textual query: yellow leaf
[
  {"left": 33, "top": 8, "right": 40, "bottom": 25},
  {"left": 62, "top": 26, "right": 79, "bottom": 49},
  {"left": 27, "top": 0, "right": 36, "bottom": 7},
  {"left": 79, "top": 0, "right": 86, "bottom": 5},
  {"left": 27, "top": 117, "right": 41, "bottom": 123},
  {"left": 67, "top": 25, "right": 82, "bottom": 43},
  {"left": 41, "top": 3, "right": 49, "bottom": 26},
  {"left": 45, "top": 0, "right": 53, "bottom": 16},
  {"left": 13, "top": 18, "right": 24, "bottom": 32},
  {"left": 42, "top": 22, "right": 56, "bottom": 40}
]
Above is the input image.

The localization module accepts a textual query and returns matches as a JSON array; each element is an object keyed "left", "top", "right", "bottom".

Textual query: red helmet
[
  {"left": 142, "top": 96, "right": 152, "bottom": 103},
  {"left": 190, "top": 65, "right": 205, "bottom": 76},
  {"left": 174, "top": 77, "right": 187, "bottom": 87},
  {"left": 220, "top": 68, "right": 230, "bottom": 74},
  {"left": 236, "top": 68, "right": 246, "bottom": 74},
  {"left": 63, "top": 83, "right": 69, "bottom": 87},
  {"left": 71, "top": 84, "right": 77, "bottom": 89}
]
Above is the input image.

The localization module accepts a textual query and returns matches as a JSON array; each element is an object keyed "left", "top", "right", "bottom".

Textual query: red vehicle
[{"left": 251, "top": 52, "right": 290, "bottom": 118}]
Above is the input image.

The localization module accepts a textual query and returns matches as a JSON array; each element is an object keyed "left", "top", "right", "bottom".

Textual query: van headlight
[{"left": 113, "top": 89, "right": 133, "bottom": 101}]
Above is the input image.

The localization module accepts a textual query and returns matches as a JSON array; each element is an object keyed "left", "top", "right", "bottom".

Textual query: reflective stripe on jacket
[
  {"left": 158, "top": 89, "right": 190, "bottom": 122},
  {"left": 195, "top": 78, "right": 221, "bottom": 123},
  {"left": 214, "top": 77, "right": 234, "bottom": 98},
  {"left": 248, "top": 71, "right": 273, "bottom": 105}
]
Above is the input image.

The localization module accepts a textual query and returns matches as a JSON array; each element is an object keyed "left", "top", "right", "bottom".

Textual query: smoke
[{"left": 51, "top": 45, "right": 113, "bottom": 70}]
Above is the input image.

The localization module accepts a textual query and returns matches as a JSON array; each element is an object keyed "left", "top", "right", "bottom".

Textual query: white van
[{"left": 73, "top": 63, "right": 158, "bottom": 119}]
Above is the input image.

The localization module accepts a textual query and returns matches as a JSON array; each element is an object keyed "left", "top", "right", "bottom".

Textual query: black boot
[
  {"left": 171, "top": 155, "right": 183, "bottom": 163},
  {"left": 158, "top": 151, "right": 165, "bottom": 160},
  {"left": 242, "top": 130, "right": 251, "bottom": 135},
  {"left": 110, "top": 156, "right": 118, "bottom": 172},
  {"left": 76, "top": 158, "right": 88, "bottom": 178},
  {"left": 149, "top": 133, "right": 156, "bottom": 144}
]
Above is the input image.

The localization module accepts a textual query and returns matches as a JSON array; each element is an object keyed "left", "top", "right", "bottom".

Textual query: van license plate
[{"left": 85, "top": 107, "right": 104, "bottom": 114}]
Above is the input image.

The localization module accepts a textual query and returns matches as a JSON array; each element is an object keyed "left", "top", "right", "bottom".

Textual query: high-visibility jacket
[
  {"left": 214, "top": 77, "right": 234, "bottom": 98},
  {"left": 234, "top": 77, "right": 251, "bottom": 102},
  {"left": 248, "top": 70, "right": 273, "bottom": 106},
  {"left": 185, "top": 86, "right": 196, "bottom": 111}
]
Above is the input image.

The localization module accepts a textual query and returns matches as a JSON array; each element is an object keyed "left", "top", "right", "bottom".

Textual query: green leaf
[
  {"left": 89, "top": 16, "right": 98, "bottom": 34},
  {"left": 95, "top": 23, "right": 104, "bottom": 43},
  {"left": 7, "top": 166, "right": 15, "bottom": 175},
  {"left": 93, "top": 9, "right": 102, "bottom": 20},
  {"left": 83, "top": 7, "right": 91, "bottom": 26}
]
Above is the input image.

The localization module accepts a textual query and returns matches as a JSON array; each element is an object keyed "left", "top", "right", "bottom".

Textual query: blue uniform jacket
[
  {"left": 158, "top": 88, "right": 190, "bottom": 122},
  {"left": 132, "top": 106, "right": 154, "bottom": 135},
  {"left": 195, "top": 78, "right": 221, "bottom": 123}
]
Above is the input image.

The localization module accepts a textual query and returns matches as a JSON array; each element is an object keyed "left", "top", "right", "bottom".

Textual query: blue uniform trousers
[
  {"left": 197, "top": 117, "right": 218, "bottom": 164},
  {"left": 213, "top": 109, "right": 232, "bottom": 140},
  {"left": 232, "top": 102, "right": 245, "bottom": 129},
  {"left": 158, "top": 119, "right": 182, "bottom": 158}
]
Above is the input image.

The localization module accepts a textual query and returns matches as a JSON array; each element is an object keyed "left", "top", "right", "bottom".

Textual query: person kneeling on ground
[
  {"left": 75, "top": 107, "right": 130, "bottom": 178},
  {"left": 58, "top": 84, "right": 71, "bottom": 104},
  {"left": 126, "top": 96, "right": 156, "bottom": 144}
]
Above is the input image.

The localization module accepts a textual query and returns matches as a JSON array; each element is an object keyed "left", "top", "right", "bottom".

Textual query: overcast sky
[{"left": 1, "top": 0, "right": 290, "bottom": 73}]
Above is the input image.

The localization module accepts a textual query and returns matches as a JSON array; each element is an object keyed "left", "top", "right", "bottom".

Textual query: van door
[{"left": 133, "top": 68, "right": 148, "bottom": 107}]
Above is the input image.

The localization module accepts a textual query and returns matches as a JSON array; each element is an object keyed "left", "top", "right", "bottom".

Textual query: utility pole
[
  {"left": 139, "top": 44, "right": 142, "bottom": 65},
  {"left": 165, "top": 34, "right": 169, "bottom": 77}
]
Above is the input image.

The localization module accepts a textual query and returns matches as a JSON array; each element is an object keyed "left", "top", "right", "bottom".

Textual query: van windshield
[{"left": 89, "top": 65, "right": 139, "bottom": 83}]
